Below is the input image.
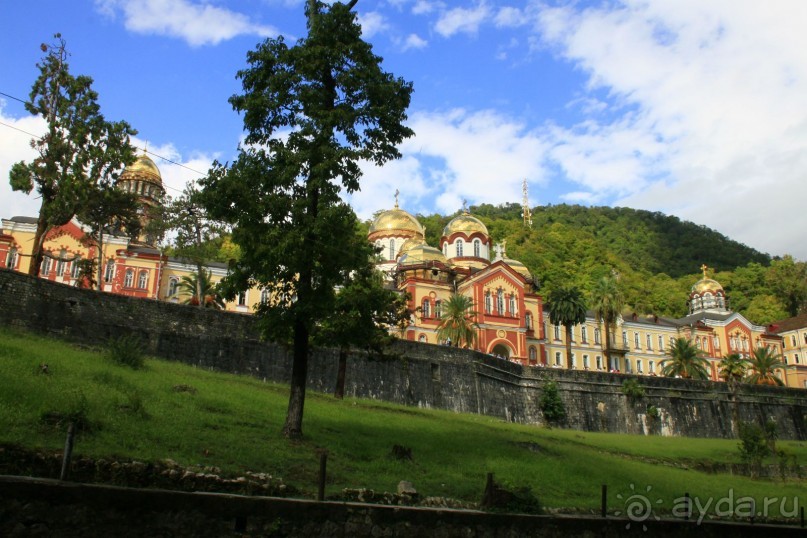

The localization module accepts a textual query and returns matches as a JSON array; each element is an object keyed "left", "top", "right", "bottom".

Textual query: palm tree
[
  {"left": 591, "top": 276, "right": 624, "bottom": 369},
  {"left": 660, "top": 337, "right": 711, "bottom": 379},
  {"left": 746, "top": 346, "right": 788, "bottom": 386},
  {"left": 436, "top": 293, "right": 479, "bottom": 348},
  {"left": 547, "top": 285, "right": 588, "bottom": 369},
  {"left": 178, "top": 269, "right": 224, "bottom": 309},
  {"left": 719, "top": 352, "right": 748, "bottom": 436}
]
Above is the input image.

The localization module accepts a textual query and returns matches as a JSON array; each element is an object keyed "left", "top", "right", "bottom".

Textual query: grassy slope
[{"left": 1, "top": 327, "right": 805, "bottom": 516}]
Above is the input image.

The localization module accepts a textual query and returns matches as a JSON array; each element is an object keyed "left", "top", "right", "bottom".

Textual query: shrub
[
  {"left": 737, "top": 422, "right": 769, "bottom": 478},
  {"left": 540, "top": 381, "right": 566, "bottom": 425},
  {"left": 105, "top": 335, "right": 145, "bottom": 369},
  {"left": 621, "top": 378, "right": 645, "bottom": 399}
]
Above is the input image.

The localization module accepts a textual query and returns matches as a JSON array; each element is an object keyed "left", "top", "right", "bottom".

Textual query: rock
[{"left": 397, "top": 481, "right": 417, "bottom": 496}]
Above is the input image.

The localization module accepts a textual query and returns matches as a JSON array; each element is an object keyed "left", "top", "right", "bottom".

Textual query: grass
[{"left": 0, "top": 327, "right": 805, "bottom": 518}]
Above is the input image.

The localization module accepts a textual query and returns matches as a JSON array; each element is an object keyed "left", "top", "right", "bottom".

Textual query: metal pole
[{"left": 60, "top": 422, "right": 75, "bottom": 481}]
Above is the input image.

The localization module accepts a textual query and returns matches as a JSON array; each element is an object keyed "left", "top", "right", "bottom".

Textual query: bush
[
  {"left": 105, "top": 335, "right": 145, "bottom": 369},
  {"left": 621, "top": 378, "right": 645, "bottom": 399},
  {"left": 737, "top": 422, "right": 769, "bottom": 478},
  {"left": 540, "top": 381, "right": 566, "bottom": 425}
]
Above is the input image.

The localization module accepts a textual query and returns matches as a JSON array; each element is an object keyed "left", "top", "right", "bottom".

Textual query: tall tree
[
  {"left": 718, "top": 352, "right": 748, "bottom": 436},
  {"left": 591, "top": 275, "right": 625, "bottom": 369},
  {"left": 9, "top": 34, "right": 137, "bottom": 276},
  {"left": 660, "top": 337, "right": 710, "bottom": 380},
  {"left": 200, "top": 0, "right": 413, "bottom": 438},
  {"left": 77, "top": 181, "right": 141, "bottom": 288},
  {"left": 436, "top": 293, "right": 480, "bottom": 349},
  {"left": 746, "top": 346, "right": 789, "bottom": 386},
  {"left": 547, "top": 285, "right": 587, "bottom": 369}
]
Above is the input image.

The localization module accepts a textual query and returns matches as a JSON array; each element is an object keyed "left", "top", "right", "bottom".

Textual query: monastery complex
[{"left": 2, "top": 154, "right": 806, "bottom": 389}]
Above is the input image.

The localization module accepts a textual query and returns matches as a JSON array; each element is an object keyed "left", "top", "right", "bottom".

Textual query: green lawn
[{"left": 1, "top": 327, "right": 805, "bottom": 518}]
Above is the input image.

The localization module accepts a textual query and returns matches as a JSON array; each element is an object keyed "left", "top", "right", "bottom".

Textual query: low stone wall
[
  {"left": 1, "top": 268, "right": 806, "bottom": 439},
  {"left": 1, "top": 476, "right": 803, "bottom": 537}
]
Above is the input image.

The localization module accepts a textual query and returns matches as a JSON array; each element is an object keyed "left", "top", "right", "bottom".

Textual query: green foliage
[
  {"left": 177, "top": 269, "right": 224, "bottom": 309},
  {"left": 718, "top": 353, "right": 748, "bottom": 388},
  {"left": 737, "top": 422, "right": 770, "bottom": 477},
  {"left": 10, "top": 34, "right": 137, "bottom": 277},
  {"left": 746, "top": 346, "right": 788, "bottom": 386},
  {"left": 767, "top": 255, "right": 807, "bottom": 317},
  {"left": 547, "top": 285, "right": 587, "bottom": 369},
  {"left": 621, "top": 378, "right": 645, "bottom": 399},
  {"left": 105, "top": 335, "right": 145, "bottom": 370},
  {"left": 646, "top": 405, "right": 659, "bottom": 419},
  {"left": 199, "top": 0, "right": 413, "bottom": 438},
  {"left": 660, "top": 338, "right": 710, "bottom": 380},
  {"left": 436, "top": 293, "right": 480, "bottom": 348},
  {"left": 539, "top": 381, "right": 566, "bottom": 425}
]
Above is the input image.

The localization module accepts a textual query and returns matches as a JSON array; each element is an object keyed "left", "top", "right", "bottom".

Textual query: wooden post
[
  {"left": 317, "top": 452, "right": 328, "bottom": 501},
  {"left": 601, "top": 485, "right": 607, "bottom": 517},
  {"left": 800, "top": 506, "right": 804, "bottom": 528},
  {"left": 60, "top": 422, "right": 75, "bottom": 481}
]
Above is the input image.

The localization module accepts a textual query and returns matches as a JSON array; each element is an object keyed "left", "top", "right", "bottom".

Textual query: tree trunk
[
  {"left": 27, "top": 211, "right": 49, "bottom": 277},
  {"left": 334, "top": 347, "right": 347, "bottom": 399},
  {"left": 95, "top": 229, "right": 105, "bottom": 290},
  {"left": 603, "top": 319, "right": 612, "bottom": 368},
  {"left": 283, "top": 318, "right": 309, "bottom": 439},
  {"left": 196, "top": 262, "right": 204, "bottom": 308},
  {"left": 565, "top": 324, "right": 574, "bottom": 369}
]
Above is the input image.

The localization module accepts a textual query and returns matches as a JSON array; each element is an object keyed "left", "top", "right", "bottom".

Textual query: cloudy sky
[{"left": 2, "top": 1, "right": 806, "bottom": 260}]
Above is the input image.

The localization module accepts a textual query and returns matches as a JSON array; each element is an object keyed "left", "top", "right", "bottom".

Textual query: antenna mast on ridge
[{"left": 522, "top": 179, "right": 533, "bottom": 228}]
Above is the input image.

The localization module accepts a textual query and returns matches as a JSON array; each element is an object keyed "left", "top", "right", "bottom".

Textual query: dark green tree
[
  {"left": 660, "top": 337, "right": 710, "bottom": 379},
  {"left": 591, "top": 275, "right": 625, "bottom": 369},
  {"left": 77, "top": 181, "right": 141, "bottom": 288},
  {"left": 766, "top": 255, "right": 807, "bottom": 317},
  {"left": 436, "top": 293, "right": 480, "bottom": 348},
  {"left": 200, "top": 0, "right": 413, "bottom": 438},
  {"left": 547, "top": 285, "right": 587, "bottom": 369},
  {"left": 313, "top": 263, "right": 411, "bottom": 399},
  {"left": 9, "top": 34, "right": 137, "bottom": 276}
]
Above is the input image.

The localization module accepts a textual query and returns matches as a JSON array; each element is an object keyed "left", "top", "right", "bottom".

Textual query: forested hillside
[{"left": 365, "top": 203, "right": 807, "bottom": 324}]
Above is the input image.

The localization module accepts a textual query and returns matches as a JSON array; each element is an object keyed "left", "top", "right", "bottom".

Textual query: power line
[{"left": 0, "top": 89, "right": 208, "bottom": 194}]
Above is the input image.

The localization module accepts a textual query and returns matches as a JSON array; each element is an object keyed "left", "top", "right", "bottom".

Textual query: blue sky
[{"left": 2, "top": 1, "right": 807, "bottom": 261}]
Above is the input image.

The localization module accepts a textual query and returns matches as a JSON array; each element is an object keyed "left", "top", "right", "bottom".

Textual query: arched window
[
  {"left": 168, "top": 277, "right": 179, "bottom": 297},
  {"left": 238, "top": 292, "right": 247, "bottom": 306},
  {"left": 529, "top": 346, "right": 537, "bottom": 363},
  {"left": 5, "top": 248, "right": 17, "bottom": 269},
  {"left": 485, "top": 291, "right": 491, "bottom": 313},
  {"left": 389, "top": 238, "right": 395, "bottom": 260},
  {"left": 509, "top": 294, "right": 516, "bottom": 315},
  {"left": 554, "top": 324, "right": 561, "bottom": 340},
  {"left": 104, "top": 260, "right": 115, "bottom": 283},
  {"left": 260, "top": 288, "right": 270, "bottom": 303},
  {"left": 124, "top": 269, "right": 134, "bottom": 288},
  {"left": 138, "top": 270, "right": 148, "bottom": 289},
  {"left": 41, "top": 255, "right": 51, "bottom": 276},
  {"left": 434, "top": 299, "right": 442, "bottom": 319},
  {"left": 525, "top": 311, "right": 532, "bottom": 329},
  {"left": 497, "top": 289, "right": 504, "bottom": 313},
  {"left": 421, "top": 298, "right": 431, "bottom": 318},
  {"left": 418, "top": 334, "right": 427, "bottom": 342},
  {"left": 473, "top": 239, "right": 481, "bottom": 257},
  {"left": 56, "top": 249, "right": 67, "bottom": 275},
  {"left": 71, "top": 256, "right": 82, "bottom": 279},
  {"left": 581, "top": 326, "right": 587, "bottom": 343},
  {"left": 455, "top": 239, "right": 463, "bottom": 257},
  {"left": 594, "top": 328, "right": 601, "bottom": 344}
]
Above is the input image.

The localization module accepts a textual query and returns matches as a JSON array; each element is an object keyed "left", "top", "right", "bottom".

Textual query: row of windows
[
  {"left": 39, "top": 250, "right": 83, "bottom": 279},
  {"left": 484, "top": 289, "right": 517, "bottom": 316},
  {"left": 785, "top": 333, "right": 807, "bottom": 348},
  {"left": 443, "top": 238, "right": 483, "bottom": 258},
  {"left": 552, "top": 352, "right": 664, "bottom": 374}
]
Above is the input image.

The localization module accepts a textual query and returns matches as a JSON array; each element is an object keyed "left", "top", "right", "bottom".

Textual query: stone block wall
[{"left": 1, "top": 268, "right": 806, "bottom": 439}]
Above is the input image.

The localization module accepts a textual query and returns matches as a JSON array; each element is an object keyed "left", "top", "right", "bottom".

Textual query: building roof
[{"left": 771, "top": 312, "right": 807, "bottom": 333}]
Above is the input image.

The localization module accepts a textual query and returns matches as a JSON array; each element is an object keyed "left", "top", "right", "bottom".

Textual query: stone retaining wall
[{"left": 1, "top": 268, "right": 806, "bottom": 439}]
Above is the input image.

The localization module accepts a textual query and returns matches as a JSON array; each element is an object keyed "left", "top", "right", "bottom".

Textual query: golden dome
[
  {"left": 442, "top": 211, "right": 488, "bottom": 237},
  {"left": 397, "top": 236, "right": 426, "bottom": 259},
  {"left": 504, "top": 258, "right": 532, "bottom": 280},
  {"left": 369, "top": 208, "right": 424, "bottom": 238},
  {"left": 121, "top": 154, "right": 162, "bottom": 187},
  {"left": 398, "top": 244, "right": 448, "bottom": 266},
  {"left": 692, "top": 278, "right": 723, "bottom": 294}
]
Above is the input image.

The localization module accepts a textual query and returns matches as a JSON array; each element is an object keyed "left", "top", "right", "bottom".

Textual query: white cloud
[
  {"left": 358, "top": 11, "right": 389, "bottom": 39},
  {"left": 95, "top": 0, "right": 276, "bottom": 46},
  {"left": 412, "top": 0, "right": 441, "bottom": 16},
  {"left": 435, "top": 3, "right": 492, "bottom": 37},
  {"left": 494, "top": 6, "right": 525, "bottom": 28},
  {"left": 402, "top": 33, "right": 428, "bottom": 51},
  {"left": 532, "top": 0, "right": 807, "bottom": 258},
  {"left": 0, "top": 104, "right": 46, "bottom": 221}
]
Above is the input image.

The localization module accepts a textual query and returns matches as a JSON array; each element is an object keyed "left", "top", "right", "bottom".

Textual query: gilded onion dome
[
  {"left": 442, "top": 210, "right": 488, "bottom": 237},
  {"left": 503, "top": 257, "right": 532, "bottom": 280},
  {"left": 398, "top": 244, "right": 448, "bottom": 266},
  {"left": 691, "top": 278, "right": 723, "bottom": 294},
  {"left": 369, "top": 207, "right": 425, "bottom": 239},
  {"left": 397, "top": 236, "right": 426, "bottom": 259},
  {"left": 120, "top": 153, "right": 163, "bottom": 187}
]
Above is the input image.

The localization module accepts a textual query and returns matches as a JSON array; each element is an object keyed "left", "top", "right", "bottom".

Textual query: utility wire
[{"left": 0, "top": 89, "right": 207, "bottom": 194}]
